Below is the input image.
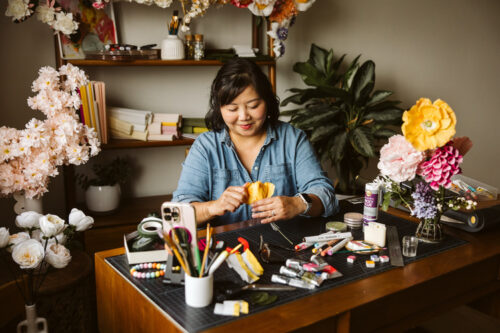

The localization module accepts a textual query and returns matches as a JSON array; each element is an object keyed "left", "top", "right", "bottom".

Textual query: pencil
[
  {"left": 163, "top": 232, "right": 190, "bottom": 275},
  {"left": 229, "top": 243, "right": 243, "bottom": 254},
  {"left": 199, "top": 224, "right": 211, "bottom": 277}
]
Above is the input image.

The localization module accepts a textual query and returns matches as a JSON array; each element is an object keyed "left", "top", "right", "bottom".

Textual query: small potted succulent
[{"left": 76, "top": 157, "right": 133, "bottom": 214}]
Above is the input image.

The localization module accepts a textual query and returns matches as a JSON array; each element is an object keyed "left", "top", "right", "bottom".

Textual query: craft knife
[{"left": 386, "top": 225, "right": 404, "bottom": 267}]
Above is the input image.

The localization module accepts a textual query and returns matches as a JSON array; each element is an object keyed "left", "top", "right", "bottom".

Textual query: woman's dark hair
[{"left": 205, "top": 58, "right": 280, "bottom": 131}]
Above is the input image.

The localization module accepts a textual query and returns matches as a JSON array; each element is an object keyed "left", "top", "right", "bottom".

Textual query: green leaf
[
  {"left": 363, "top": 108, "right": 403, "bottom": 123},
  {"left": 366, "top": 100, "right": 401, "bottom": 112},
  {"left": 343, "top": 55, "right": 361, "bottom": 89},
  {"left": 280, "top": 108, "right": 304, "bottom": 116},
  {"left": 349, "top": 127, "right": 375, "bottom": 157},
  {"left": 310, "top": 123, "right": 343, "bottom": 142},
  {"left": 332, "top": 54, "right": 346, "bottom": 72},
  {"left": 366, "top": 90, "right": 393, "bottom": 106},
  {"left": 308, "top": 43, "right": 330, "bottom": 74},
  {"left": 373, "top": 128, "right": 399, "bottom": 139},
  {"left": 352, "top": 60, "right": 375, "bottom": 103},
  {"left": 293, "top": 62, "right": 325, "bottom": 87},
  {"left": 331, "top": 131, "right": 348, "bottom": 163},
  {"left": 293, "top": 111, "right": 337, "bottom": 129}
]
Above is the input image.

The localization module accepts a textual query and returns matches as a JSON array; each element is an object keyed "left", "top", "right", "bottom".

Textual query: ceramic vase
[
  {"left": 85, "top": 184, "right": 121, "bottom": 214},
  {"left": 13, "top": 193, "right": 43, "bottom": 214},
  {"left": 415, "top": 213, "right": 443, "bottom": 243},
  {"left": 17, "top": 304, "right": 48, "bottom": 333},
  {"left": 161, "top": 35, "right": 185, "bottom": 60}
]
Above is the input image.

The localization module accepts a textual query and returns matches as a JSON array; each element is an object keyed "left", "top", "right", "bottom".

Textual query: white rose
[
  {"left": 52, "top": 12, "right": 79, "bottom": 36},
  {"left": 45, "top": 243, "right": 71, "bottom": 269},
  {"left": 68, "top": 208, "right": 94, "bottom": 231},
  {"left": 39, "top": 214, "right": 65, "bottom": 238},
  {"left": 12, "top": 239, "right": 44, "bottom": 269},
  {"left": 8, "top": 232, "right": 30, "bottom": 252},
  {"left": 35, "top": 4, "right": 55, "bottom": 25},
  {"left": 0, "top": 228, "right": 10, "bottom": 248},
  {"left": 5, "top": 0, "right": 31, "bottom": 22},
  {"left": 15, "top": 211, "right": 43, "bottom": 229},
  {"left": 153, "top": 0, "right": 173, "bottom": 8}
]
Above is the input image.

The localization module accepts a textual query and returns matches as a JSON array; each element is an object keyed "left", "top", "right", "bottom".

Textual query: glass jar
[
  {"left": 184, "top": 34, "right": 194, "bottom": 60},
  {"left": 194, "top": 34, "right": 205, "bottom": 61}
]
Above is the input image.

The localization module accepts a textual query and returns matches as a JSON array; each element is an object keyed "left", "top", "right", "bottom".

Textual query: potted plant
[
  {"left": 76, "top": 157, "right": 133, "bottom": 214},
  {"left": 281, "top": 44, "right": 403, "bottom": 194}
]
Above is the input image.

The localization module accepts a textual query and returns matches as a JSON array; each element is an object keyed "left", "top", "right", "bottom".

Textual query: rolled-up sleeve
[
  {"left": 172, "top": 138, "right": 210, "bottom": 203},
  {"left": 294, "top": 130, "right": 339, "bottom": 217}
]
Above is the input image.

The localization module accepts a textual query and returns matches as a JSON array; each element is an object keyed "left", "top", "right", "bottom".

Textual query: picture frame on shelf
[{"left": 58, "top": 0, "right": 118, "bottom": 59}]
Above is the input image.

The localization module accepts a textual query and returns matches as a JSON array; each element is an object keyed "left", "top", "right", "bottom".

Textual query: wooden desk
[{"left": 95, "top": 207, "right": 500, "bottom": 333}]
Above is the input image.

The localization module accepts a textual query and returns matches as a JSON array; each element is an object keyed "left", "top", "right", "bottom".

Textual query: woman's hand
[
  {"left": 251, "top": 196, "right": 305, "bottom": 224},
  {"left": 208, "top": 185, "right": 248, "bottom": 217}
]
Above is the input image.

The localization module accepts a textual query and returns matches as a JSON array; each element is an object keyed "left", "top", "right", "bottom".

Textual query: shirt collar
[{"left": 219, "top": 124, "right": 278, "bottom": 147}]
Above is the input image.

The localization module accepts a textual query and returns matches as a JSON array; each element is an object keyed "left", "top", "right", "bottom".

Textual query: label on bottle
[{"left": 363, "top": 182, "right": 379, "bottom": 224}]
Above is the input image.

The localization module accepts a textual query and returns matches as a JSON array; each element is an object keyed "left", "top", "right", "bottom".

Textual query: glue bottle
[{"left": 363, "top": 182, "right": 379, "bottom": 230}]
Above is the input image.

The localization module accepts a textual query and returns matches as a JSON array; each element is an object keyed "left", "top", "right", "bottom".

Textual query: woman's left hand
[{"left": 251, "top": 196, "right": 304, "bottom": 224}]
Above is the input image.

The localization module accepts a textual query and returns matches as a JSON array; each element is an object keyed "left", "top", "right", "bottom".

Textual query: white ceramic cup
[
  {"left": 184, "top": 273, "right": 213, "bottom": 308},
  {"left": 161, "top": 35, "right": 185, "bottom": 60}
]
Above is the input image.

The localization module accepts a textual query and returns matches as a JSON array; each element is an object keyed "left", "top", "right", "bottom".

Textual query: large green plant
[{"left": 281, "top": 44, "right": 403, "bottom": 194}]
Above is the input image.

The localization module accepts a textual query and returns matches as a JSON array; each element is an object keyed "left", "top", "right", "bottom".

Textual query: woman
[{"left": 173, "top": 58, "right": 338, "bottom": 226}]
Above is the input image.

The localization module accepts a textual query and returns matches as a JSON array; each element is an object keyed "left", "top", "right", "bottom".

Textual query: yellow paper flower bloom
[{"left": 402, "top": 98, "right": 456, "bottom": 151}]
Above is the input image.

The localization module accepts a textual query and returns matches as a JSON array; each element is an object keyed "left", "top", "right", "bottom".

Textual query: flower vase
[
  {"left": 13, "top": 193, "right": 43, "bottom": 214},
  {"left": 17, "top": 304, "right": 48, "bottom": 333},
  {"left": 415, "top": 213, "right": 444, "bottom": 243}
]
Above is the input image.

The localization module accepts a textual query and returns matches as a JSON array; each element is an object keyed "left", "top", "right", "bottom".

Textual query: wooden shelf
[
  {"left": 67, "top": 58, "right": 276, "bottom": 67},
  {"left": 102, "top": 138, "right": 194, "bottom": 150}
]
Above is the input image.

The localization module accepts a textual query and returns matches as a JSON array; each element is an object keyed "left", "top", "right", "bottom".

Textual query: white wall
[{"left": 1, "top": 0, "right": 499, "bottom": 225}]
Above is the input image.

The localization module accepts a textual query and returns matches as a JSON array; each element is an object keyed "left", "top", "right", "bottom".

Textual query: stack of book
[
  {"left": 79, "top": 81, "right": 108, "bottom": 144},
  {"left": 108, "top": 107, "right": 152, "bottom": 141},
  {"left": 181, "top": 118, "right": 209, "bottom": 139},
  {"left": 149, "top": 113, "right": 182, "bottom": 141}
]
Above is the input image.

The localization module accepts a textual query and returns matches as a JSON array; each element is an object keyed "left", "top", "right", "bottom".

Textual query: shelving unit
[{"left": 56, "top": 14, "right": 276, "bottom": 254}]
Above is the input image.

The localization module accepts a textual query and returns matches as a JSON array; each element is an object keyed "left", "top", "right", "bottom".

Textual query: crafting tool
[
  {"left": 225, "top": 283, "right": 296, "bottom": 296},
  {"left": 208, "top": 244, "right": 243, "bottom": 276},
  {"left": 199, "top": 224, "right": 211, "bottom": 277},
  {"left": 270, "top": 222, "right": 294, "bottom": 245},
  {"left": 386, "top": 225, "right": 404, "bottom": 267}
]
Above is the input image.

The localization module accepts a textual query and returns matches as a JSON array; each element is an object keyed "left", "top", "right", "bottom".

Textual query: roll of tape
[{"left": 138, "top": 218, "right": 163, "bottom": 239}]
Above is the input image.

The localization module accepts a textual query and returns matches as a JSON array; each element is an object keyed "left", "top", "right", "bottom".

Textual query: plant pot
[{"left": 85, "top": 184, "right": 121, "bottom": 214}]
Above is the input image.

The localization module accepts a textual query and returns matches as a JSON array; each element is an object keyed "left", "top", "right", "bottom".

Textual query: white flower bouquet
[
  {"left": 0, "top": 64, "right": 100, "bottom": 199},
  {"left": 0, "top": 208, "right": 94, "bottom": 305}
]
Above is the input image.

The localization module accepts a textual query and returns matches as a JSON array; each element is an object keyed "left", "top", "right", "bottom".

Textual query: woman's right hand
[{"left": 208, "top": 185, "right": 248, "bottom": 217}]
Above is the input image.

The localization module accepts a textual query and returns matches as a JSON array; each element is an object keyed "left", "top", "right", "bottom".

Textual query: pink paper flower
[
  {"left": 418, "top": 142, "right": 463, "bottom": 190},
  {"left": 377, "top": 135, "right": 426, "bottom": 183}
]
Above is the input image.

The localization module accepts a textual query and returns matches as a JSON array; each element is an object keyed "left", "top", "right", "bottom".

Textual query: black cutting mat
[{"left": 106, "top": 208, "right": 467, "bottom": 333}]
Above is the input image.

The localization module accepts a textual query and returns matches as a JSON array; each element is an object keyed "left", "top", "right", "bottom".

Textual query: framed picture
[{"left": 58, "top": 0, "right": 118, "bottom": 59}]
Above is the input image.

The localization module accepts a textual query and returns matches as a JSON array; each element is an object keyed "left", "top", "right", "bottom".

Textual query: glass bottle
[
  {"left": 194, "top": 34, "right": 205, "bottom": 61},
  {"left": 184, "top": 34, "right": 194, "bottom": 60}
]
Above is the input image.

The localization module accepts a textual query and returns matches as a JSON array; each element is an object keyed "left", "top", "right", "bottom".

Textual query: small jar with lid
[
  {"left": 184, "top": 34, "right": 194, "bottom": 60},
  {"left": 194, "top": 34, "right": 205, "bottom": 61}
]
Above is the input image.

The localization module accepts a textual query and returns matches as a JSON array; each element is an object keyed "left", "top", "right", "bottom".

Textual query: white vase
[
  {"left": 13, "top": 193, "right": 43, "bottom": 214},
  {"left": 85, "top": 184, "right": 121, "bottom": 213},
  {"left": 17, "top": 304, "right": 48, "bottom": 333},
  {"left": 161, "top": 35, "right": 185, "bottom": 60}
]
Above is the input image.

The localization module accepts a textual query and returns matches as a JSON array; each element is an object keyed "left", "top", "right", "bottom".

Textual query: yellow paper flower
[{"left": 402, "top": 98, "right": 456, "bottom": 151}]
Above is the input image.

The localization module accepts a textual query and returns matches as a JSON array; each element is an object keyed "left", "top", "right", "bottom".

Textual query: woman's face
[{"left": 220, "top": 85, "right": 267, "bottom": 139}]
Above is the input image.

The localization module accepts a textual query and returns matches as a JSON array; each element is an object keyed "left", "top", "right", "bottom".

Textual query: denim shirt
[{"left": 173, "top": 121, "right": 338, "bottom": 225}]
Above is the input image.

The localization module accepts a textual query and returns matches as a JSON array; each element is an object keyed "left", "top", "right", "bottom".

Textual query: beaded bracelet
[{"left": 130, "top": 262, "right": 166, "bottom": 279}]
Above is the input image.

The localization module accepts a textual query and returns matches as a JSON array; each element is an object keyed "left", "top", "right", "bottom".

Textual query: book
[
  {"left": 183, "top": 118, "right": 206, "bottom": 127},
  {"left": 94, "top": 81, "right": 108, "bottom": 144},
  {"left": 109, "top": 116, "right": 133, "bottom": 135},
  {"left": 88, "top": 82, "right": 102, "bottom": 142},
  {"left": 148, "top": 122, "right": 162, "bottom": 135},
  {"left": 111, "top": 129, "right": 149, "bottom": 141},
  {"left": 153, "top": 113, "right": 181, "bottom": 125},
  {"left": 109, "top": 107, "right": 152, "bottom": 125},
  {"left": 148, "top": 133, "right": 176, "bottom": 141},
  {"left": 79, "top": 84, "right": 90, "bottom": 126},
  {"left": 193, "top": 126, "right": 209, "bottom": 134}
]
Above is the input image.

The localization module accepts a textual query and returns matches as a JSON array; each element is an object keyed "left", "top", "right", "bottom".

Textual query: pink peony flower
[
  {"left": 378, "top": 135, "right": 426, "bottom": 183},
  {"left": 418, "top": 142, "right": 463, "bottom": 190}
]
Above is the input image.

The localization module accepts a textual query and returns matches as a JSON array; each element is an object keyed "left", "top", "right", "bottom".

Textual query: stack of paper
[
  {"left": 108, "top": 106, "right": 153, "bottom": 141},
  {"left": 149, "top": 113, "right": 182, "bottom": 141}
]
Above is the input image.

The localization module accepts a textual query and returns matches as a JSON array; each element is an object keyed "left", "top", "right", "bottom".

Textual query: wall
[{"left": 1, "top": 0, "right": 499, "bottom": 227}]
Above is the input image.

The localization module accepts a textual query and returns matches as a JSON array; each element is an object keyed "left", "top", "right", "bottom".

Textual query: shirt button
[{"left": 254, "top": 166, "right": 258, "bottom": 170}]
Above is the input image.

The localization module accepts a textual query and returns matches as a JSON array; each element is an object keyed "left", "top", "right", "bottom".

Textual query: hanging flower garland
[
  {"left": 5, "top": 0, "right": 79, "bottom": 36},
  {"left": 6, "top": 0, "right": 317, "bottom": 57}
]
